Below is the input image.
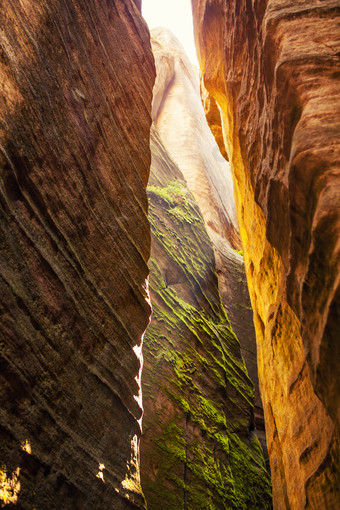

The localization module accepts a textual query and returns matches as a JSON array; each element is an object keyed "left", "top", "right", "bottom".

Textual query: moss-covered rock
[{"left": 141, "top": 127, "right": 272, "bottom": 509}]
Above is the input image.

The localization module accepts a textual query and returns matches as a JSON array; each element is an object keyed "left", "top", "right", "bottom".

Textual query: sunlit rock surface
[
  {"left": 0, "top": 1, "right": 155, "bottom": 508},
  {"left": 141, "top": 124, "right": 272, "bottom": 509},
  {"left": 192, "top": 0, "right": 340, "bottom": 508},
  {"left": 150, "top": 27, "right": 265, "bottom": 448},
  {"left": 151, "top": 27, "right": 239, "bottom": 251}
]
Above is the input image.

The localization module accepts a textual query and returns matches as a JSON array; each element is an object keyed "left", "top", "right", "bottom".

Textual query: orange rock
[{"left": 192, "top": 0, "right": 340, "bottom": 508}]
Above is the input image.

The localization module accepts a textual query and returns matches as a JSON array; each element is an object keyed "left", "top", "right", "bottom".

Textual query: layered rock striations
[
  {"left": 0, "top": 1, "right": 155, "bottom": 508},
  {"left": 192, "top": 0, "right": 340, "bottom": 508},
  {"left": 141, "top": 124, "right": 272, "bottom": 509},
  {"left": 150, "top": 27, "right": 265, "bottom": 447}
]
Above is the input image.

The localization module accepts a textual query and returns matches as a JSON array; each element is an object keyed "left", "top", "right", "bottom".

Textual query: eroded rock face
[
  {"left": 0, "top": 1, "right": 155, "bottom": 508},
  {"left": 151, "top": 27, "right": 239, "bottom": 251},
  {"left": 150, "top": 27, "right": 265, "bottom": 447},
  {"left": 141, "top": 124, "right": 272, "bottom": 509},
  {"left": 192, "top": 0, "right": 340, "bottom": 508}
]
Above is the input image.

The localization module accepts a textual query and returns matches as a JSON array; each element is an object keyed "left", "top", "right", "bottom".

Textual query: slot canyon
[{"left": 0, "top": 1, "right": 339, "bottom": 509}]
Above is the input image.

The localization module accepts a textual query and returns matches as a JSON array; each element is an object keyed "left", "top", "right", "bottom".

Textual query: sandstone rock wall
[
  {"left": 141, "top": 124, "right": 272, "bottom": 509},
  {"left": 151, "top": 28, "right": 239, "bottom": 251},
  {"left": 150, "top": 27, "right": 265, "bottom": 447},
  {"left": 0, "top": 1, "right": 155, "bottom": 508},
  {"left": 192, "top": 0, "right": 340, "bottom": 508}
]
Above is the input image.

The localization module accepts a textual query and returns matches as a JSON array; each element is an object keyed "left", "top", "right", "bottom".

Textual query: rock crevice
[{"left": 140, "top": 28, "right": 271, "bottom": 509}]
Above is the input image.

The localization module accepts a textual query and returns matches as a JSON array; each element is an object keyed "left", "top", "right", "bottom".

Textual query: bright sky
[{"left": 142, "top": 0, "right": 198, "bottom": 65}]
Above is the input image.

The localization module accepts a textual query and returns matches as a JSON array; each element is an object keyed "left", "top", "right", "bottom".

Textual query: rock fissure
[
  {"left": 1, "top": 1, "right": 339, "bottom": 509},
  {"left": 140, "top": 27, "right": 271, "bottom": 510}
]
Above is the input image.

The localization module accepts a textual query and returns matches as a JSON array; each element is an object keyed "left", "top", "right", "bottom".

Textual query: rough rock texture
[
  {"left": 141, "top": 124, "right": 272, "bottom": 509},
  {"left": 200, "top": 79, "right": 229, "bottom": 162},
  {"left": 192, "top": 0, "right": 340, "bottom": 508},
  {"left": 150, "top": 27, "right": 265, "bottom": 446},
  {"left": 0, "top": 1, "right": 155, "bottom": 509}
]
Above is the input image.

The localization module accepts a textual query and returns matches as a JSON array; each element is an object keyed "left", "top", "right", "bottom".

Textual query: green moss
[
  {"left": 148, "top": 180, "right": 186, "bottom": 204},
  {"left": 227, "top": 434, "right": 272, "bottom": 508},
  {"left": 142, "top": 177, "right": 272, "bottom": 509}
]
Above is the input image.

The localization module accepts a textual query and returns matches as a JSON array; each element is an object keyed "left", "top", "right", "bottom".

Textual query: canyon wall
[
  {"left": 150, "top": 27, "right": 265, "bottom": 448},
  {"left": 141, "top": 124, "right": 272, "bottom": 509},
  {"left": 192, "top": 0, "right": 340, "bottom": 508},
  {"left": 0, "top": 1, "right": 155, "bottom": 508}
]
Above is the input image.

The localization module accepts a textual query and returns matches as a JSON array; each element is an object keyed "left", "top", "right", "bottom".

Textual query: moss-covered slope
[{"left": 141, "top": 126, "right": 272, "bottom": 509}]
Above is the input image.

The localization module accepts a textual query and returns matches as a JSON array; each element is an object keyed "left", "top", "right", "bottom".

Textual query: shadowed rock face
[
  {"left": 150, "top": 27, "right": 266, "bottom": 450},
  {"left": 192, "top": 0, "right": 340, "bottom": 508},
  {"left": 141, "top": 124, "right": 272, "bottom": 509},
  {"left": 0, "top": 1, "right": 155, "bottom": 509}
]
